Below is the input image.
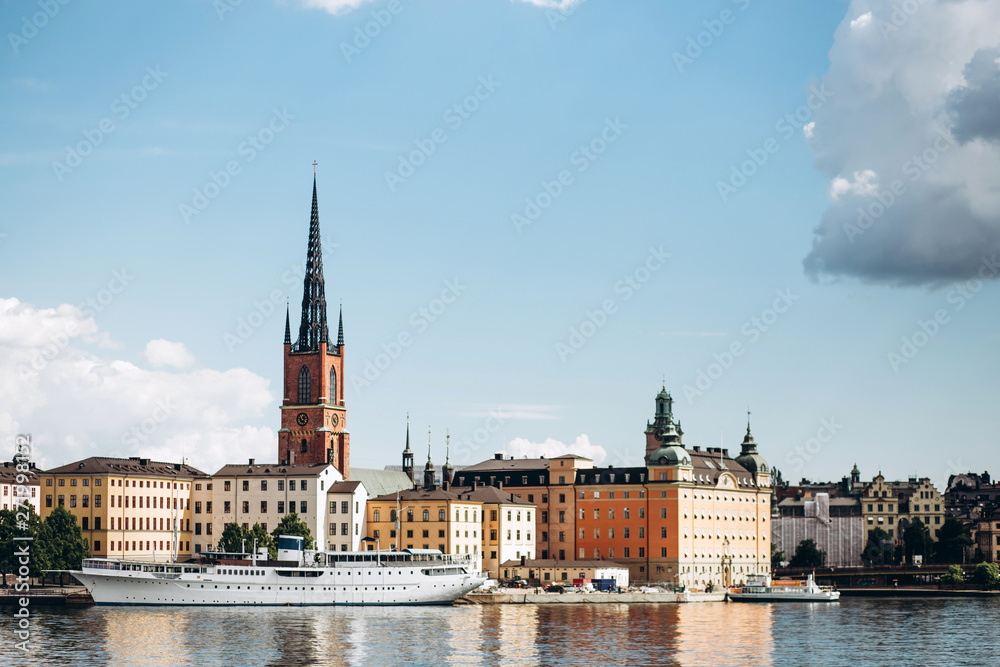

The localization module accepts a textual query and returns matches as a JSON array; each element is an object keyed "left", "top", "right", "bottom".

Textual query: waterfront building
[
  {"left": 197, "top": 460, "right": 342, "bottom": 554},
  {"left": 453, "top": 453, "right": 594, "bottom": 561},
  {"left": 277, "top": 174, "right": 350, "bottom": 477},
  {"left": 860, "top": 474, "right": 946, "bottom": 545},
  {"left": 975, "top": 508, "right": 1000, "bottom": 563},
  {"left": 325, "top": 480, "right": 368, "bottom": 551},
  {"left": 450, "top": 483, "right": 535, "bottom": 579},
  {"left": 1, "top": 459, "right": 41, "bottom": 512},
  {"left": 40, "top": 456, "right": 204, "bottom": 561},
  {"left": 499, "top": 558, "right": 630, "bottom": 589},
  {"left": 946, "top": 471, "right": 1000, "bottom": 520},
  {"left": 772, "top": 492, "right": 864, "bottom": 567}
]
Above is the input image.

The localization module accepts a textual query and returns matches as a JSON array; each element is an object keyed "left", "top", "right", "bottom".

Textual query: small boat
[{"left": 727, "top": 573, "right": 840, "bottom": 602}]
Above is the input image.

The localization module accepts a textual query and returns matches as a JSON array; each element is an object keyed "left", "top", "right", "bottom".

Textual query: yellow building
[
  {"left": 366, "top": 487, "right": 483, "bottom": 572},
  {"left": 861, "top": 474, "right": 946, "bottom": 546},
  {"left": 40, "top": 456, "right": 205, "bottom": 561}
]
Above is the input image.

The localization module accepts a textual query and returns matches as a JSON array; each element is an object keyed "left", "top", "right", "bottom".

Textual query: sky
[{"left": 2, "top": 0, "right": 999, "bottom": 491}]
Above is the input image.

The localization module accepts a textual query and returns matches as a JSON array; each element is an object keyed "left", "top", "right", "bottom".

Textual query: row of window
[
  {"left": 222, "top": 500, "right": 308, "bottom": 514},
  {"left": 581, "top": 527, "right": 645, "bottom": 540},
  {"left": 372, "top": 509, "right": 481, "bottom": 523},
  {"left": 329, "top": 523, "right": 359, "bottom": 536},
  {"left": 296, "top": 366, "right": 338, "bottom": 404},
  {"left": 224, "top": 479, "right": 311, "bottom": 492},
  {"left": 47, "top": 478, "right": 187, "bottom": 490}
]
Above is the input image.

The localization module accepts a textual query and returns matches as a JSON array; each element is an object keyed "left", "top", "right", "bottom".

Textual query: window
[
  {"left": 298, "top": 366, "right": 311, "bottom": 404},
  {"left": 559, "top": 531, "right": 565, "bottom": 543},
  {"left": 639, "top": 527, "right": 645, "bottom": 539},
  {"left": 242, "top": 501, "right": 249, "bottom": 513},
  {"left": 542, "top": 494, "right": 548, "bottom": 503},
  {"left": 71, "top": 479, "right": 77, "bottom": 487},
  {"left": 542, "top": 532, "right": 548, "bottom": 543},
  {"left": 243, "top": 480, "right": 250, "bottom": 492},
  {"left": 82, "top": 495, "right": 89, "bottom": 508},
  {"left": 624, "top": 508, "right": 630, "bottom": 519},
  {"left": 261, "top": 480, "right": 267, "bottom": 491},
  {"left": 624, "top": 527, "right": 630, "bottom": 539},
  {"left": 407, "top": 510, "right": 414, "bottom": 522},
  {"left": 207, "top": 524, "right": 213, "bottom": 535},
  {"left": 390, "top": 510, "right": 397, "bottom": 522},
  {"left": 206, "top": 502, "right": 212, "bottom": 513},
  {"left": 300, "top": 501, "right": 307, "bottom": 513},
  {"left": 330, "top": 366, "right": 337, "bottom": 403},
  {"left": 46, "top": 479, "right": 52, "bottom": 486},
  {"left": 301, "top": 480, "right": 308, "bottom": 491},
  {"left": 290, "top": 480, "right": 296, "bottom": 491},
  {"left": 58, "top": 479, "right": 64, "bottom": 486},
  {"left": 623, "top": 547, "right": 630, "bottom": 558},
  {"left": 278, "top": 501, "right": 285, "bottom": 514},
  {"left": 95, "top": 495, "right": 101, "bottom": 508},
  {"left": 541, "top": 511, "right": 548, "bottom": 523},
  {"left": 559, "top": 494, "right": 565, "bottom": 503},
  {"left": 224, "top": 481, "right": 231, "bottom": 492},
  {"left": 278, "top": 480, "right": 285, "bottom": 491},
  {"left": 609, "top": 508, "right": 615, "bottom": 520},
  {"left": 639, "top": 507, "right": 645, "bottom": 519},
  {"left": 661, "top": 507, "right": 667, "bottom": 519},
  {"left": 341, "top": 523, "right": 349, "bottom": 536},
  {"left": 81, "top": 517, "right": 89, "bottom": 530},
  {"left": 195, "top": 501, "right": 202, "bottom": 514},
  {"left": 261, "top": 501, "right": 268, "bottom": 513},
  {"left": 70, "top": 495, "right": 76, "bottom": 508},
  {"left": 373, "top": 510, "right": 380, "bottom": 522},
  {"left": 593, "top": 509, "right": 599, "bottom": 520},
  {"left": 341, "top": 501, "right": 349, "bottom": 514},
  {"left": 559, "top": 511, "right": 565, "bottom": 523},
  {"left": 290, "top": 501, "right": 297, "bottom": 513},
  {"left": 195, "top": 523, "right": 202, "bottom": 535},
  {"left": 661, "top": 526, "right": 667, "bottom": 538},
  {"left": 439, "top": 509, "right": 446, "bottom": 521}
]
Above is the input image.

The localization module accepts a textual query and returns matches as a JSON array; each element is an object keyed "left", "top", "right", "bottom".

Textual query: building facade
[
  {"left": 1, "top": 460, "right": 41, "bottom": 512},
  {"left": 500, "top": 559, "right": 630, "bottom": 589},
  {"left": 772, "top": 493, "right": 864, "bottom": 567},
  {"left": 325, "top": 480, "right": 367, "bottom": 552},
  {"left": 40, "top": 457, "right": 204, "bottom": 561},
  {"left": 861, "top": 474, "right": 946, "bottom": 546},
  {"left": 198, "top": 461, "right": 341, "bottom": 554}
]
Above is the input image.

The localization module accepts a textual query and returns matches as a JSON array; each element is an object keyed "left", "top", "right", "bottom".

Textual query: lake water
[{"left": 5, "top": 598, "right": 998, "bottom": 666}]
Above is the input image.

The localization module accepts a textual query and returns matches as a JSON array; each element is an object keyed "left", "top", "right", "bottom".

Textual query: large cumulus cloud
[{"left": 803, "top": 0, "right": 1000, "bottom": 286}]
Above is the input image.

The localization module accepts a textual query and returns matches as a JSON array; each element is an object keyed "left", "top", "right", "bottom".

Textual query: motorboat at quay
[
  {"left": 727, "top": 573, "right": 841, "bottom": 602},
  {"left": 70, "top": 536, "right": 487, "bottom": 606}
]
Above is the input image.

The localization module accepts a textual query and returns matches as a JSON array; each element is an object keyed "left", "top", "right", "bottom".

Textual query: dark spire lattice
[{"left": 294, "top": 175, "right": 329, "bottom": 352}]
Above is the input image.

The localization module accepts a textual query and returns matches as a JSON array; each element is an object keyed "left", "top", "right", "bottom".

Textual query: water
[{"left": 5, "top": 598, "right": 998, "bottom": 666}]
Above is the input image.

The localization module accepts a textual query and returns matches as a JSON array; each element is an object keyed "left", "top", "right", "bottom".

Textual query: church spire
[
  {"left": 337, "top": 303, "right": 344, "bottom": 348},
  {"left": 295, "top": 171, "right": 329, "bottom": 351},
  {"left": 283, "top": 301, "right": 291, "bottom": 345}
]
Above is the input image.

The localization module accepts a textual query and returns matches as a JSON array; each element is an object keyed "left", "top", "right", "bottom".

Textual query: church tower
[{"left": 278, "top": 171, "right": 350, "bottom": 477}]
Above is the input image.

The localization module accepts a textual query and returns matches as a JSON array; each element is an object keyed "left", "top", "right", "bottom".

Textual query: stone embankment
[{"left": 458, "top": 591, "right": 726, "bottom": 604}]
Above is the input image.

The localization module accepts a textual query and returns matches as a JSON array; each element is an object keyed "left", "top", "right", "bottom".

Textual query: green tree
[
  {"left": 933, "top": 518, "right": 973, "bottom": 564},
  {"left": 247, "top": 523, "right": 276, "bottom": 560},
  {"left": 42, "top": 506, "right": 90, "bottom": 585},
  {"left": 789, "top": 539, "right": 826, "bottom": 568},
  {"left": 941, "top": 564, "right": 965, "bottom": 586},
  {"left": 973, "top": 562, "right": 1000, "bottom": 590},
  {"left": 770, "top": 544, "right": 785, "bottom": 570},
  {"left": 0, "top": 506, "right": 50, "bottom": 585},
  {"left": 271, "top": 513, "right": 314, "bottom": 550},
  {"left": 217, "top": 523, "right": 250, "bottom": 553},
  {"left": 902, "top": 518, "right": 933, "bottom": 564},
  {"left": 862, "top": 527, "right": 892, "bottom": 565}
]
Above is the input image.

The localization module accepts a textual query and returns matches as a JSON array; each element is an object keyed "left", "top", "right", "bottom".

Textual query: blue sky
[{"left": 2, "top": 0, "right": 999, "bottom": 489}]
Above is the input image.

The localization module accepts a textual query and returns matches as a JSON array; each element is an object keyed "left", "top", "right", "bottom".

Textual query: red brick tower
[{"left": 278, "top": 173, "right": 349, "bottom": 478}]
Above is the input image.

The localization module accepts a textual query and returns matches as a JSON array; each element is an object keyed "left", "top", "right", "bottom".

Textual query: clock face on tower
[
  {"left": 331, "top": 413, "right": 339, "bottom": 427},
  {"left": 296, "top": 413, "right": 309, "bottom": 427}
]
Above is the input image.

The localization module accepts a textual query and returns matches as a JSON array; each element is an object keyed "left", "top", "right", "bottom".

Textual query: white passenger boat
[
  {"left": 727, "top": 573, "right": 840, "bottom": 602},
  {"left": 70, "top": 536, "right": 486, "bottom": 606}
]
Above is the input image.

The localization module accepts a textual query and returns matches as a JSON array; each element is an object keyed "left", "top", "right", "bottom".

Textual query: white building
[
  {"left": 194, "top": 460, "right": 342, "bottom": 554},
  {"left": 0, "top": 460, "right": 41, "bottom": 513},
  {"left": 325, "top": 480, "right": 367, "bottom": 551}
]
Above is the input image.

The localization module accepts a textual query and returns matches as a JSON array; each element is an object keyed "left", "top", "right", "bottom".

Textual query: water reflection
[{"left": 12, "top": 598, "right": 1000, "bottom": 667}]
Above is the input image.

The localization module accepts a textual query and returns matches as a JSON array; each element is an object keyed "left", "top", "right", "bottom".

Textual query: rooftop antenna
[{"left": 313, "top": 160, "right": 318, "bottom": 174}]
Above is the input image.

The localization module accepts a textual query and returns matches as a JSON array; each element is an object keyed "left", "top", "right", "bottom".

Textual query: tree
[
  {"left": 933, "top": 518, "right": 973, "bottom": 564},
  {"left": 789, "top": 539, "right": 825, "bottom": 568},
  {"left": 271, "top": 513, "right": 314, "bottom": 550},
  {"left": 973, "top": 562, "right": 1000, "bottom": 590},
  {"left": 941, "top": 564, "right": 965, "bottom": 586},
  {"left": 247, "top": 523, "right": 276, "bottom": 560},
  {"left": 862, "top": 527, "right": 892, "bottom": 565},
  {"left": 42, "top": 506, "right": 90, "bottom": 585},
  {"left": 217, "top": 523, "right": 249, "bottom": 554},
  {"left": 771, "top": 544, "right": 785, "bottom": 570},
  {"left": 0, "top": 506, "right": 50, "bottom": 585},
  {"left": 902, "top": 518, "right": 933, "bottom": 564}
]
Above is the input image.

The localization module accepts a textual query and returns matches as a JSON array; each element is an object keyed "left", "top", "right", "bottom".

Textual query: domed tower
[
  {"left": 734, "top": 412, "right": 770, "bottom": 485},
  {"left": 442, "top": 431, "right": 454, "bottom": 487},
  {"left": 402, "top": 415, "right": 414, "bottom": 486},
  {"left": 851, "top": 463, "right": 861, "bottom": 486},
  {"left": 423, "top": 428, "right": 436, "bottom": 490},
  {"left": 645, "top": 385, "right": 690, "bottom": 466}
]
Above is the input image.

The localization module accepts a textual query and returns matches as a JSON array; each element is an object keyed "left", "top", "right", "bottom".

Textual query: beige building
[
  {"left": 861, "top": 474, "right": 946, "bottom": 545},
  {"left": 976, "top": 510, "right": 1000, "bottom": 563},
  {"left": 197, "top": 460, "right": 342, "bottom": 554},
  {"left": 451, "top": 484, "right": 535, "bottom": 579},
  {"left": 40, "top": 456, "right": 204, "bottom": 561}
]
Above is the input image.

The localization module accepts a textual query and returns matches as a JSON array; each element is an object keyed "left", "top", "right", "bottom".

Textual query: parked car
[{"left": 545, "top": 585, "right": 565, "bottom": 594}]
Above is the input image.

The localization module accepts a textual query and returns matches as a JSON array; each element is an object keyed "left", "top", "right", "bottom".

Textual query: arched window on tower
[
  {"left": 298, "top": 367, "right": 311, "bottom": 404},
  {"left": 301, "top": 439, "right": 308, "bottom": 453},
  {"left": 330, "top": 367, "right": 337, "bottom": 404}
]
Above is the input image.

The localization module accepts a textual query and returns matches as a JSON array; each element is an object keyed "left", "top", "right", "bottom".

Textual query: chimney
[
  {"left": 494, "top": 452, "right": 503, "bottom": 460},
  {"left": 290, "top": 451, "right": 295, "bottom": 465},
  {"left": 249, "top": 458, "right": 255, "bottom": 466}
]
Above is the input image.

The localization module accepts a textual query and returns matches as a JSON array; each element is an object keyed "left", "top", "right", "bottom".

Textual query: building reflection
[{"left": 675, "top": 602, "right": 773, "bottom": 667}]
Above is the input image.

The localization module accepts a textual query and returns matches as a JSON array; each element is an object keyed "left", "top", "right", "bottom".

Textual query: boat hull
[{"left": 727, "top": 591, "right": 840, "bottom": 602}]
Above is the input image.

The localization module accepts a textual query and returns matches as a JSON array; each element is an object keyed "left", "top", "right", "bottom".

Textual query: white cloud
[
  {"left": 850, "top": 12, "right": 871, "bottom": 29},
  {"left": 506, "top": 434, "right": 606, "bottom": 465},
  {"left": 0, "top": 298, "right": 275, "bottom": 475},
  {"left": 804, "top": 0, "right": 1000, "bottom": 285},
  {"left": 829, "top": 169, "right": 879, "bottom": 199},
  {"left": 144, "top": 339, "right": 196, "bottom": 368},
  {"left": 803, "top": 121, "right": 816, "bottom": 139},
  {"left": 295, "top": 0, "right": 583, "bottom": 15}
]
